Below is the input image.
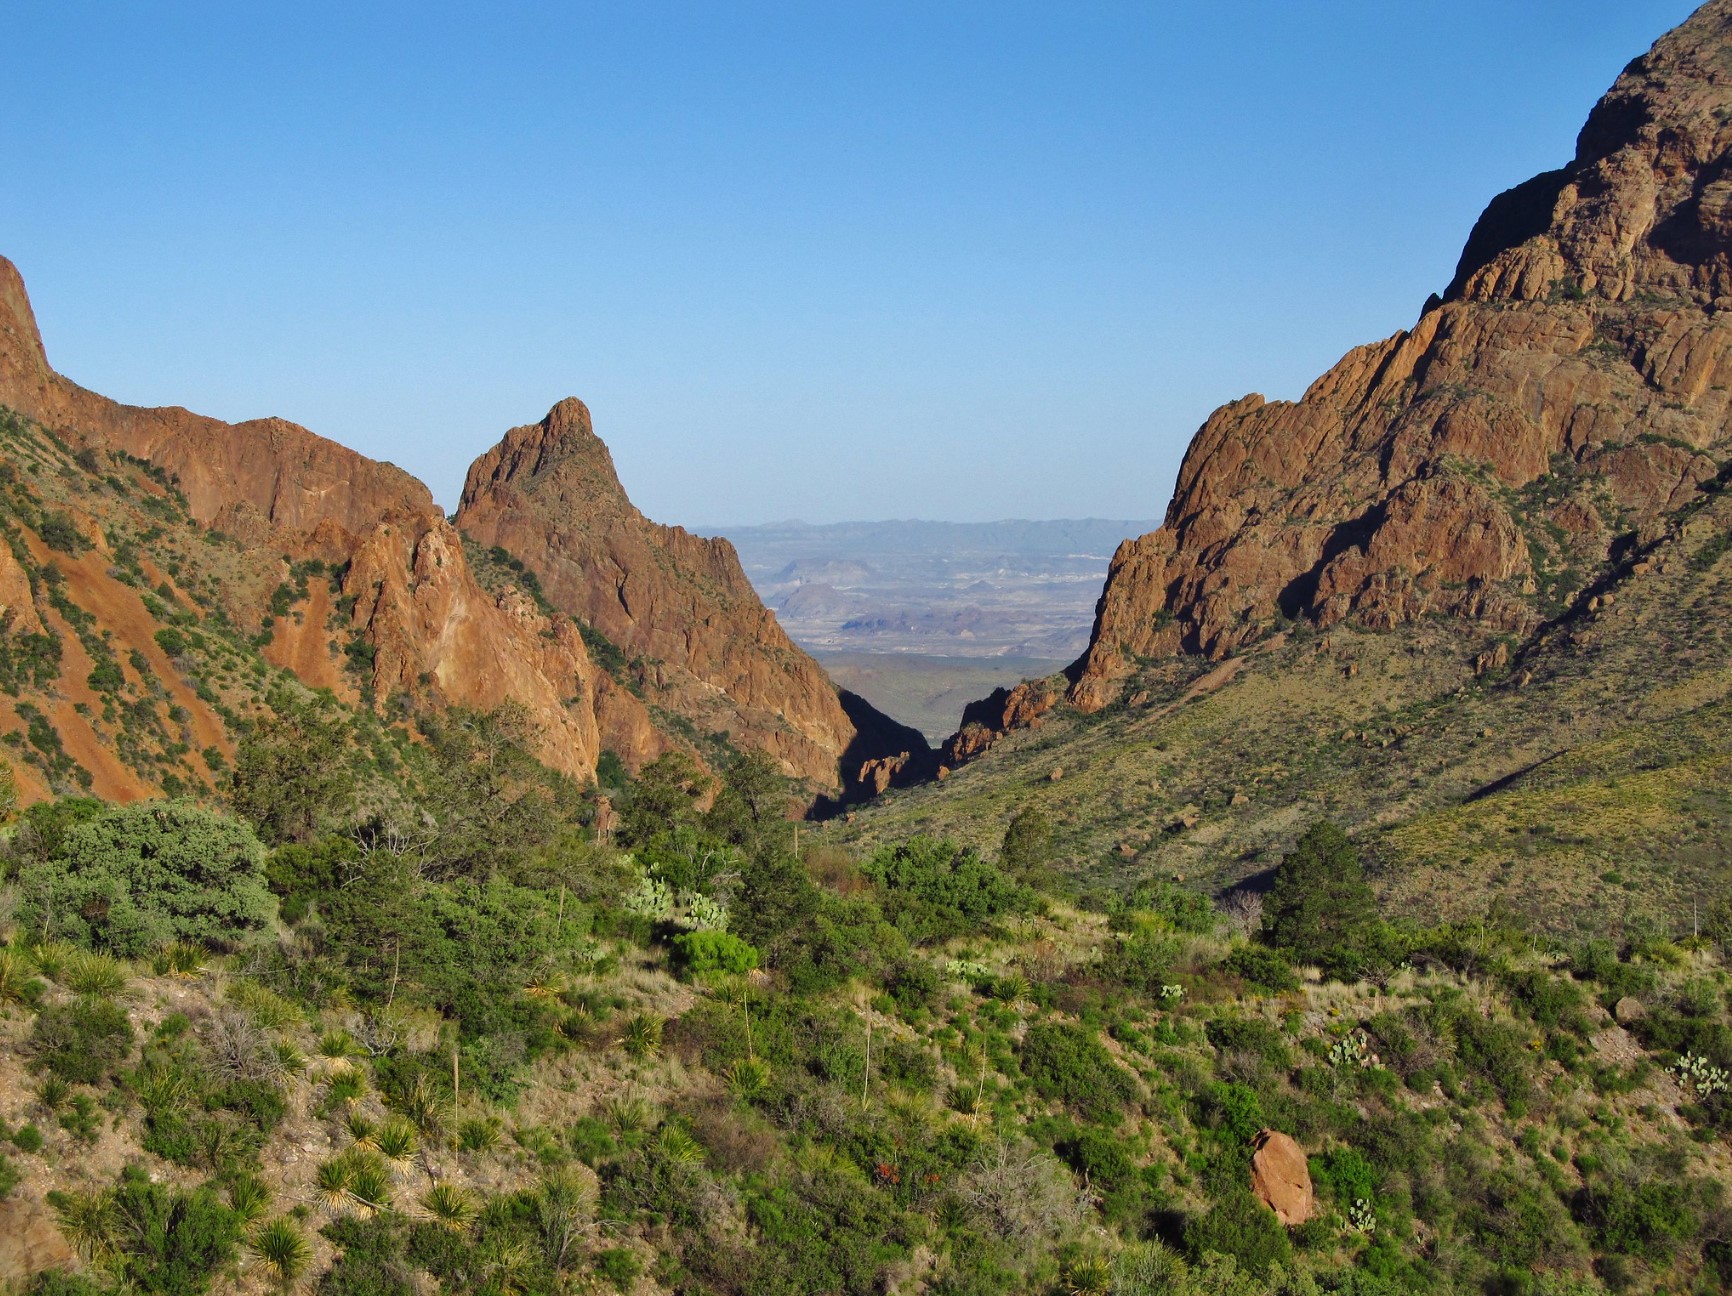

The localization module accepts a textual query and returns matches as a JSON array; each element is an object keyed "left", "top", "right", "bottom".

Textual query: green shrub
[
  {"left": 1221, "top": 943, "right": 1299, "bottom": 993},
  {"left": 1118, "top": 878, "right": 1215, "bottom": 934},
  {"left": 1097, "top": 933, "right": 1180, "bottom": 993},
  {"left": 594, "top": 1246, "right": 642, "bottom": 1290},
  {"left": 1182, "top": 1187, "right": 1291, "bottom": 1274},
  {"left": 30, "top": 996, "right": 134, "bottom": 1084},
  {"left": 1019, "top": 1022, "right": 1135, "bottom": 1123},
  {"left": 16, "top": 800, "right": 274, "bottom": 956},
  {"left": 862, "top": 836, "right": 1033, "bottom": 944},
  {"left": 671, "top": 929, "right": 760, "bottom": 978}
]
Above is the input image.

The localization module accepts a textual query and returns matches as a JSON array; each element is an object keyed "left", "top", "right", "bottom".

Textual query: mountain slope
[
  {"left": 455, "top": 399, "right": 925, "bottom": 788},
  {"left": 1070, "top": 0, "right": 1732, "bottom": 703}
]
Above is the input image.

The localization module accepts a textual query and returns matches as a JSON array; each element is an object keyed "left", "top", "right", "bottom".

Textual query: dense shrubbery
[
  {"left": 14, "top": 800, "right": 273, "bottom": 955},
  {"left": 862, "top": 836, "right": 1033, "bottom": 944}
]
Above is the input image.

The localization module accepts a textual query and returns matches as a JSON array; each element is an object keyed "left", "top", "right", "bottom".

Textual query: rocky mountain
[
  {"left": 924, "top": 0, "right": 1732, "bottom": 770},
  {"left": 0, "top": 257, "right": 913, "bottom": 803},
  {"left": 454, "top": 400, "right": 923, "bottom": 788}
]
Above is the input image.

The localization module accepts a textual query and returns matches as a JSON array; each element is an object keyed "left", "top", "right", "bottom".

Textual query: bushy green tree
[
  {"left": 863, "top": 836, "right": 1033, "bottom": 944},
  {"left": 672, "top": 930, "right": 760, "bottom": 978},
  {"left": 999, "top": 806, "right": 1054, "bottom": 881},
  {"left": 16, "top": 800, "right": 274, "bottom": 955},
  {"left": 617, "top": 749, "right": 709, "bottom": 850},
  {"left": 231, "top": 688, "right": 354, "bottom": 844},
  {"left": 1262, "top": 822, "right": 1379, "bottom": 975}
]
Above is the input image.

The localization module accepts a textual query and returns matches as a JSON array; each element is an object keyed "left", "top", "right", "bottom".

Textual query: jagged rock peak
[
  {"left": 1062, "top": 0, "right": 1732, "bottom": 710},
  {"left": 462, "top": 397, "right": 635, "bottom": 516}
]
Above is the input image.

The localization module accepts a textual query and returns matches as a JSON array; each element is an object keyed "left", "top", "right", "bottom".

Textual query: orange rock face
[
  {"left": 456, "top": 399, "right": 921, "bottom": 790},
  {"left": 1071, "top": 2, "right": 1732, "bottom": 705},
  {"left": 0, "top": 255, "right": 658, "bottom": 784},
  {"left": 1249, "top": 1129, "right": 1314, "bottom": 1226}
]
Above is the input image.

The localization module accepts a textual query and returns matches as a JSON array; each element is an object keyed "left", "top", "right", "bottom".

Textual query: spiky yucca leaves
[
  {"left": 345, "top": 1154, "right": 393, "bottom": 1215},
  {"left": 162, "top": 939, "right": 207, "bottom": 976},
  {"left": 324, "top": 1070, "right": 369, "bottom": 1108},
  {"left": 61, "top": 949, "right": 129, "bottom": 996},
  {"left": 600, "top": 1096, "right": 652, "bottom": 1142},
  {"left": 1065, "top": 1255, "right": 1112, "bottom": 1295},
  {"left": 395, "top": 1072, "right": 446, "bottom": 1140},
  {"left": 313, "top": 1155, "right": 357, "bottom": 1210},
  {"left": 317, "top": 1029, "right": 359, "bottom": 1073},
  {"left": 421, "top": 1182, "right": 477, "bottom": 1233},
  {"left": 620, "top": 1013, "right": 662, "bottom": 1058},
  {"left": 458, "top": 1116, "right": 503, "bottom": 1153},
  {"left": 28, "top": 940, "right": 79, "bottom": 982},
  {"left": 724, "top": 1057, "right": 771, "bottom": 1099},
  {"left": 375, "top": 1115, "right": 418, "bottom": 1167},
  {"left": 227, "top": 978, "right": 300, "bottom": 1028},
  {"left": 0, "top": 948, "right": 37, "bottom": 1004},
  {"left": 250, "top": 1217, "right": 311, "bottom": 1289},
  {"left": 48, "top": 1187, "right": 117, "bottom": 1263},
  {"left": 227, "top": 1174, "right": 272, "bottom": 1224},
  {"left": 656, "top": 1124, "right": 704, "bottom": 1165},
  {"left": 345, "top": 1111, "right": 379, "bottom": 1150}
]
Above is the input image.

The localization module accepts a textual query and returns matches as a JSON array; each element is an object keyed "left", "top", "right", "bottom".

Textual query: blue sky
[{"left": 1, "top": 1, "right": 1700, "bottom": 526}]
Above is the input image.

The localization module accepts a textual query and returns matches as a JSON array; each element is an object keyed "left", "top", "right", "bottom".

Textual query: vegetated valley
[{"left": 5, "top": 4, "right": 1732, "bottom": 1296}]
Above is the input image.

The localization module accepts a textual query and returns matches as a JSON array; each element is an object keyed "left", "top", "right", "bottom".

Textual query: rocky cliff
[
  {"left": 456, "top": 399, "right": 925, "bottom": 789},
  {"left": 0, "top": 255, "right": 664, "bottom": 790},
  {"left": 1067, "top": 0, "right": 1732, "bottom": 707}
]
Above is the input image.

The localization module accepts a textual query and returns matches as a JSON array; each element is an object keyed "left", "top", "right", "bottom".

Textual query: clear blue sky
[{"left": 1, "top": 1, "right": 1700, "bottom": 526}]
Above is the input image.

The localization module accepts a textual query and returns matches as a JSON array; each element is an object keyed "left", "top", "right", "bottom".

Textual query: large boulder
[
  {"left": 1249, "top": 1128, "right": 1314, "bottom": 1226},
  {"left": 0, "top": 1197, "right": 76, "bottom": 1288}
]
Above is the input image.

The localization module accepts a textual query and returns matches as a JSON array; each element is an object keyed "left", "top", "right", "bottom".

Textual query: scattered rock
[
  {"left": 1613, "top": 996, "right": 1646, "bottom": 1026},
  {"left": 1048, "top": 767, "right": 1065, "bottom": 782},
  {"left": 0, "top": 1198, "right": 76, "bottom": 1288},
  {"left": 1249, "top": 1129, "right": 1313, "bottom": 1226},
  {"left": 1230, "top": 790, "right": 1249, "bottom": 806}
]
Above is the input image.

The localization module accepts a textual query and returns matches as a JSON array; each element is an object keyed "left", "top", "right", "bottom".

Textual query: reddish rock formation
[
  {"left": 0, "top": 254, "right": 661, "bottom": 784},
  {"left": 1070, "top": 1, "right": 1732, "bottom": 705},
  {"left": 1249, "top": 1129, "right": 1314, "bottom": 1226},
  {"left": 456, "top": 399, "right": 924, "bottom": 790}
]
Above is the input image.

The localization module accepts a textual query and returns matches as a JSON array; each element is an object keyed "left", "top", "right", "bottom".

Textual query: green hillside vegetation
[
  {"left": 842, "top": 479, "right": 1732, "bottom": 944},
  {"left": 1, "top": 709, "right": 1731, "bottom": 1294}
]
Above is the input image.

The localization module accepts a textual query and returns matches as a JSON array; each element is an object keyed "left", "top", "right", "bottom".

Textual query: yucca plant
[
  {"left": 48, "top": 1187, "right": 117, "bottom": 1263},
  {"left": 601, "top": 1096, "right": 653, "bottom": 1139},
  {"left": 375, "top": 1116, "right": 418, "bottom": 1167},
  {"left": 250, "top": 1216, "right": 311, "bottom": 1290},
  {"left": 29, "top": 939, "right": 79, "bottom": 982},
  {"left": 345, "top": 1111, "right": 380, "bottom": 1150},
  {"left": 312, "top": 1155, "right": 356, "bottom": 1211},
  {"left": 228, "top": 979, "right": 299, "bottom": 1028},
  {"left": 656, "top": 1124, "right": 703, "bottom": 1165},
  {"left": 620, "top": 1013, "right": 662, "bottom": 1059},
  {"left": 724, "top": 1057, "right": 770, "bottom": 1099},
  {"left": 420, "top": 1182, "right": 477, "bottom": 1233},
  {"left": 162, "top": 939, "right": 208, "bottom": 976},
  {"left": 317, "top": 1029, "right": 359, "bottom": 1073},
  {"left": 346, "top": 1156, "right": 394, "bottom": 1216},
  {"left": 396, "top": 1072, "right": 446, "bottom": 1140},
  {"left": 275, "top": 1041, "right": 308, "bottom": 1076},
  {"left": 325, "top": 1071, "right": 369, "bottom": 1108},
  {"left": 0, "top": 947, "right": 39, "bottom": 1004},
  {"left": 227, "top": 1174, "right": 272, "bottom": 1224},
  {"left": 63, "top": 949, "right": 130, "bottom": 996},
  {"left": 1065, "top": 1256, "right": 1113, "bottom": 1296}
]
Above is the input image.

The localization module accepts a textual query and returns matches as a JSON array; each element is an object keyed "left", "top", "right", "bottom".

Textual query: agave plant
[
  {"left": 250, "top": 1217, "right": 311, "bottom": 1290},
  {"left": 61, "top": 949, "right": 129, "bottom": 997},
  {"left": 420, "top": 1182, "right": 477, "bottom": 1233},
  {"left": 1064, "top": 1255, "right": 1113, "bottom": 1296},
  {"left": 375, "top": 1116, "right": 418, "bottom": 1168}
]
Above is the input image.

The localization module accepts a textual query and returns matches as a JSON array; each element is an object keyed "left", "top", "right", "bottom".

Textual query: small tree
[
  {"left": 231, "top": 688, "right": 354, "bottom": 844},
  {"left": 18, "top": 800, "right": 275, "bottom": 955},
  {"left": 1000, "top": 806, "right": 1054, "bottom": 881},
  {"left": 1262, "top": 821, "right": 1380, "bottom": 976}
]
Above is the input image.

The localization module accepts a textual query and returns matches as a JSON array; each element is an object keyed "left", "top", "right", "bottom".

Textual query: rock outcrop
[
  {"left": 1070, "top": 0, "right": 1732, "bottom": 705},
  {"left": 0, "top": 254, "right": 665, "bottom": 784},
  {"left": 1249, "top": 1129, "right": 1314, "bottom": 1226},
  {"left": 456, "top": 399, "right": 924, "bottom": 789}
]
